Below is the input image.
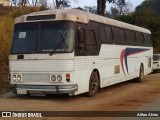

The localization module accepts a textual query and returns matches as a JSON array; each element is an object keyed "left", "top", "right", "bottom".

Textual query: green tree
[
  {"left": 11, "top": 0, "right": 48, "bottom": 7},
  {"left": 53, "top": 0, "right": 71, "bottom": 9},
  {"left": 111, "top": 1, "right": 132, "bottom": 16},
  {"left": 97, "top": 0, "right": 125, "bottom": 16},
  {"left": 136, "top": 0, "right": 160, "bottom": 16},
  {"left": 116, "top": 5, "right": 160, "bottom": 53},
  {"left": 38, "top": 0, "right": 47, "bottom": 8},
  {"left": 11, "top": 0, "right": 29, "bottom": 7},
  {"left": 110, "top": 6, "right": 119, "bottom": 17},
  {"left": 84, "top": 6, "right": 97, "bottom": 14}
]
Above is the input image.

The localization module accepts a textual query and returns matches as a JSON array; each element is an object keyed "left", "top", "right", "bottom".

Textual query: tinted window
[
  {"left": 85, "top": 30, "right": 96, "bottom": 46},
  {"left": 144, "top": 34, "right": 152, "bottom": 46},
  {"left": 125, "top": 30, "right": 136, "bottom": 45},
  {"left": 11, "top": 21, "right": 75, "bottom": 54},
  {"left": 37, "top": 21, "right": 75, "bottom": 53},
  {"left": 99, "top": 25, "right": 106, "bottom": 42},
  {"left": 136, "top": 32, "right": 144, "bottom": 45},
  {"left": 105, "top": 26, "right": 113, "bottom": 44},
  {"left": 27, "top": 15, "right": 56, "bottom": 21},
  {"left": 11, "top": 22, "right": 38, "bottom": 54},
  {"left": 85, "top": 30, "right": 98, "bottom": 54},
  {"left": 113, "top": 27, "right": 126, "bottom": 44}
]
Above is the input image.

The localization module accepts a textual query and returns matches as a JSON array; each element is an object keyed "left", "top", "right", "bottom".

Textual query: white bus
[{"left": 9, "top": 9, "right": 153, "bottom": 97}]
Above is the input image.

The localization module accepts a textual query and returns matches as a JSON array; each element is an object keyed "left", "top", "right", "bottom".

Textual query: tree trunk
[
  {"left": 35, "top": 0, "right": 38, "bottom": 6},
  {"left": 97, "top": 0, "right": 106, "bottom": 16}
]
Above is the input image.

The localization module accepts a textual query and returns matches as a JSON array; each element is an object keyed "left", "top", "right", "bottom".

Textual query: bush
[
  {"left": 0, "top": 6, "right": 47, "bottom": 77},
  {"left": 0, "top": 16, "right": 14, "bottom": 76}
]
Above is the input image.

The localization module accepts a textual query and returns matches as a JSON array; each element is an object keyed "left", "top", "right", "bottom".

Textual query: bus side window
[
  {"left": 85, "top": 29, "right": 98, "bottom": 55},
  {"left": 105, "top": 26, "right": 113, "bottom": 44},
  {"left": 99, "top": 24, "right": 107, "bottom": 43},
  {"left": 113, "top": 27, "right": 126, "bottom": 45},
  {"left": 125, "top": 30, "right": 136, "bottom": 45},
  {"left": 144, "top": 34, "right": 152, "bottom": 47},
  {"left": 136, "top": 32, "right": 144, "bottom": 46}
]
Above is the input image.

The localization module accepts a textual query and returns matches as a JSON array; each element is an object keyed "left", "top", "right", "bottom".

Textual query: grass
[
  {"left": 0, "top": 75, "right": 10, "bottom": 94},
  {"left": 0, "top": 16, "right": 14, "bottom": 76}
]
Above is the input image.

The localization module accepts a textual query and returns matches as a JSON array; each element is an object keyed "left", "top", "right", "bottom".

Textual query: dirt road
[{"left": 0, "top": 72, "right": 160, "bottom": 120}]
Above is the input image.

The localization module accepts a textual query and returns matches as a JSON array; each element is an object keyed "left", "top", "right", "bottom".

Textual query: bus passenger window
[
  {"left": 136, "top": 32, "right": 144, "bottom": 45},
  {"left": 113, "top": 28, "right": 126, "bottom": 45},
  {"left": 85, "top": 30, "right": 98, "bottom": 55},
  {"left": 125, "top": 30, "right": 136, "bottom": 45},
  {"left": 105, "top": 26, "right": 113, "bottom": 44},
  {"left": 99, "top": 25, "right": 107, "bottom": 42},
  {"left": 144, "top": 34, "right": 152, "bottom": 46}
]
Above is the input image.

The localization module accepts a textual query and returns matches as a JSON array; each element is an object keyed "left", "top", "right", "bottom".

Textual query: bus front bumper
[{"left": 11, "top": 84, "right": 78, "bottom": 95}]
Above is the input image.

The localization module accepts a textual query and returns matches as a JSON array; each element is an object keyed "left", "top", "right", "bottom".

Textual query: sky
[{"left": 49, "top": 0, "right": 145, "bottom": 11}]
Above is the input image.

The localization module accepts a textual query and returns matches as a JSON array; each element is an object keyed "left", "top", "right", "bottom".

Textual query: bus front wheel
[{"left": 87, "top": 71, "right": 99, "bottom": 97}]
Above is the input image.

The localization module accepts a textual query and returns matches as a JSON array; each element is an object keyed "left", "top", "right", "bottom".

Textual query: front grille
[{"left": 22, "top": 73, "right": 50, "bottom": 83}]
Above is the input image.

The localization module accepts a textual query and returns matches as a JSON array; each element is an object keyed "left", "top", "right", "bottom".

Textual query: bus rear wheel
[
  {"left": 87, "top": 71, "right": 99, "bottom": 97},
  {"left": 135, "top": 65, "right": 144, "bottom": 83}
]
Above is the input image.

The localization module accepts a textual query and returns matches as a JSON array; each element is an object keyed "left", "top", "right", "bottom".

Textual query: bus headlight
[
  {"left": 12, "top": 75, "right": 17, "bottom": 81},
  {"left": 17, "top": 75, "right": 22, "bottom": 81},
  {"left": 57, "top": 75, "right": 62, "bottom": 81},
  {"left": 51, "top": 75, "right": 56, "bottom": 82}
]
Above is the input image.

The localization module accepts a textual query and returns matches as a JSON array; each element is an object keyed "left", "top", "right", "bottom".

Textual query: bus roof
[{"left": 15, "top": 9, "right": 151, "bottom": 34}]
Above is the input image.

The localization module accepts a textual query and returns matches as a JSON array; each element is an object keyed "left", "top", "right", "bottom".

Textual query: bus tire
[
  {"left": 135, "top": 65, "right": 144, "bottom": 83},
  {"left": 87, "top": 71, "right": 99, "bottom": 97}
]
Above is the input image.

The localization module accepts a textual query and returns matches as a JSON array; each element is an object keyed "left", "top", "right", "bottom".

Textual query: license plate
[
  {"left": 17, "top": 90, "right": 27, "bottom": 95},
  {"left": 29, "top": 91, "right": 43, "bottom": 94}
]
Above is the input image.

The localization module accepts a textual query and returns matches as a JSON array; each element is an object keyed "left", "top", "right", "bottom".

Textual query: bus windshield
[{"left": 11, "top": 21, "right": 75, "bottom": 54}]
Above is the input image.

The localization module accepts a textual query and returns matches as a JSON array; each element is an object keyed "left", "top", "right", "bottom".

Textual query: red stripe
[{"left": 120, "top": 49, "right": 126, "bottom": 76}]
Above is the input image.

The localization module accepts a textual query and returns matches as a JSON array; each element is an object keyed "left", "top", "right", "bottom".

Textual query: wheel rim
[
  {"left": 89, "top": 75, "right": 98, "bottom": 92},
  {"left": 90, "top": 81, "right": 98, "bottom": 92},
  {"left": 87, "top": 71, "right": 100, "bottom": 97}
]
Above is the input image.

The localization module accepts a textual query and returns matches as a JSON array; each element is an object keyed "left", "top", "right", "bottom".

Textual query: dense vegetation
[
  {"left": 136, "top": 0, "right": 160, "bottom": 16},
  {"left": 116, "top": 0, "right": 160, "bottom": 53},
  {"left": 0, "top": 6, "right": 46, "bottom": 77}
]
